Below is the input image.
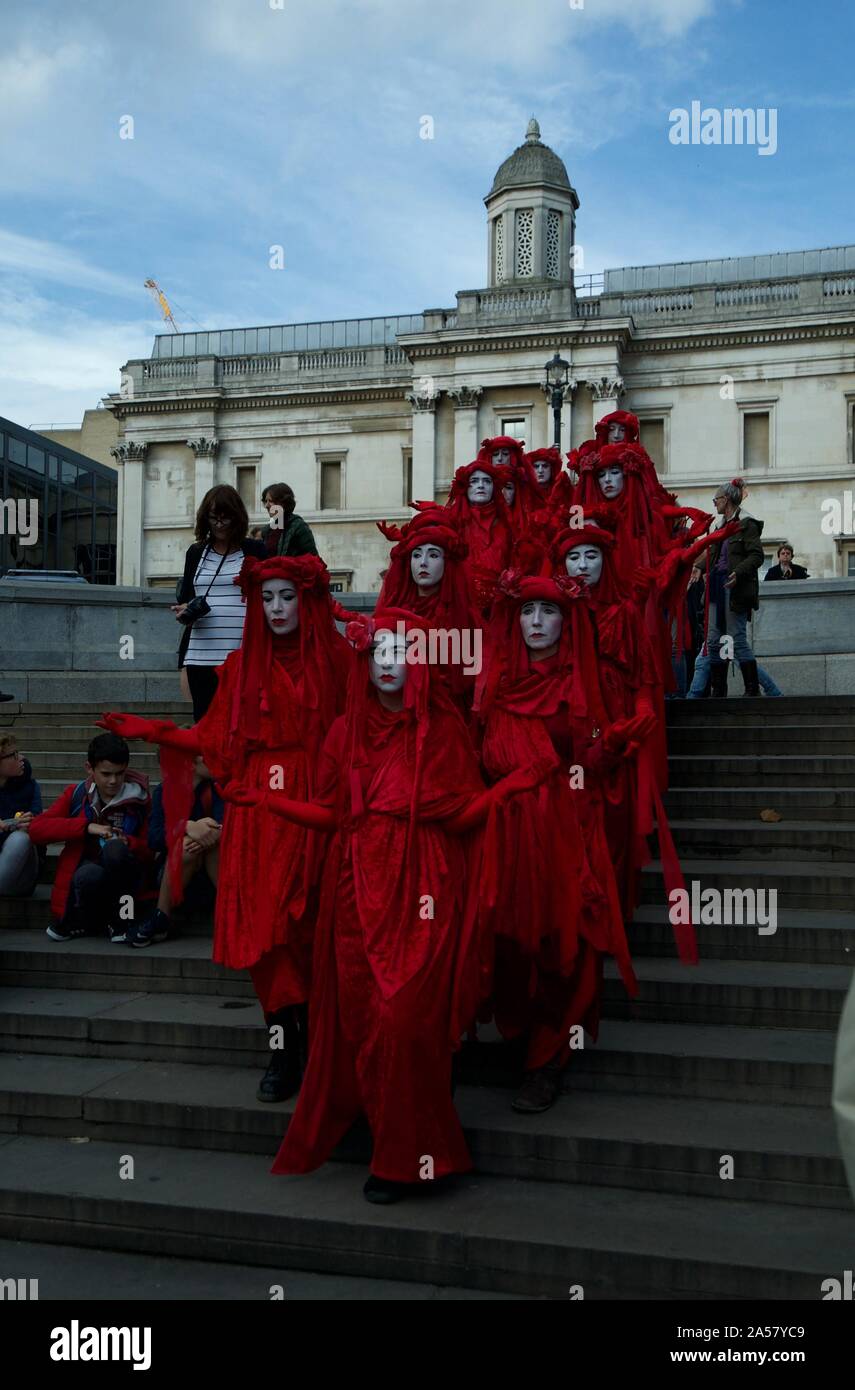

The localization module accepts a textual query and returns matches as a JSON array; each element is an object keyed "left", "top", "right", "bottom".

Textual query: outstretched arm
[
  {"left": 440, "top": 756, "right": 556, "bottom": 835},
  {"left": 98, "top": 712, "right": 201, "bottom": 753},
  {"left": 218, "top": 780, "right": 337, "bottom": 831}
]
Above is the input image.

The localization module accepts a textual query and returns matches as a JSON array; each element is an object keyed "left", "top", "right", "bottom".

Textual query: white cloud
[{"left": 0, "top": 229, "right": 137, "bottom": 298}]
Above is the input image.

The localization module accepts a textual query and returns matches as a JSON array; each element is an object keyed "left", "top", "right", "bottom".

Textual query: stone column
[
  {"left": 448, "top": 386, "right": 483, "bottom": 478},
  {"left": 187, "top": 437, "right": 219, "bottom": 512},
  {"left": 406, "top": 390, "right": 440, "bottom": 504},
  {"left": 110, "top": 441, "right": 147, "bottom": 587},
  {"left": 588, "top": 376, "right": 625, "bottom": 432}
]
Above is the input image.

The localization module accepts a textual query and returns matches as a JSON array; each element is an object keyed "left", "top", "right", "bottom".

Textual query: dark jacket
[
  {"left": 704, "top": 513, "right": 765, "bottom": 615},
  {"left": 765, "top": 562, "right": 809, "bottom": 581},
  {"left": 176, "top": 538, "right": 266, "bottom": 667},
  {"left": 0, "top": 758, "right": 42, "bottom": 827},
  {"left": 29, "top": 771, "right": 152, "bottom": 921},
  {"left": 148, "top": 778, "right": 224, "bottom": 856},
  {"left": 263, "top": 513, "right": 318, "bottom": 559}
]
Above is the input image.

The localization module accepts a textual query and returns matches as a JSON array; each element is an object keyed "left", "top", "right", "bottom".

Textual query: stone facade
[{"left": 105, "top": 122, "right": 855, "bottom": 591}]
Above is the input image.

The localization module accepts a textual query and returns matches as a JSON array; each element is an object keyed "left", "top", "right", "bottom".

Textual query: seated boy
[
  {"left": 128, "top": 755, "right": 222, "bottom": 948},
  {"left": 29, "top": 732, "right": 151, "bottom": 942},
  {"left": 0, "top": 733, "right": 42, "bottom": 899}
]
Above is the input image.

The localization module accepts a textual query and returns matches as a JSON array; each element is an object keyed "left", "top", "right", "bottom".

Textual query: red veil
[
  {"left": 445, "top": 458, "right": 513, "bottom": 606},
  {"left": 375, "top": 505, "right": 472, "bottom": 628}
]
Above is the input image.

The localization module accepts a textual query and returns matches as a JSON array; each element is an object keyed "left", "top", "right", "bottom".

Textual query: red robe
[
  {"left": 480, "top": 654, "right": 636, "bottom": 1070},
  {"left": 273, "top": 696, "right": 486, "bottom": 1182}
]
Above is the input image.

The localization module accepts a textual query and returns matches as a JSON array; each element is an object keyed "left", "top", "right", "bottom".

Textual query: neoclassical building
[{"left": 107, "top": 118, "right": 855, "bottom": 591}]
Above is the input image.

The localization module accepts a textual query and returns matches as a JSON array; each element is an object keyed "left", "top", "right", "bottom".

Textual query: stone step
[
  {"left": 601, "top": 958, "right": 851, "bottom": 1031},
  {"left": 0, "top": 1237, "right": 517, "bottom": 1301},
  {"left": 642, "top": 858, "right": 855, "bottom": 910},
  {"left": 665, "top": 695, "right": 855, "bottom": 720},
  {"left": 668, "top": 724, "right": 855, "bottom": 755},
  {"left": 629, "top": 905, "right": 855, "bottom": 965},
  {"left": 1, "top": 1135, "right": 851, "bottom": 1298},
  {"left": 0, "top": 884, "right": 208, "bottom": 932},
  {"left": 664, "top": 818, "right": 855, "bottom": 861},
  {"left": 668, "top": 755, "right": 855, "bottom": 788},
  {"left": 664, "top": 786, "right": 855, "bottom": 822},
  {"left": 19, "top": 750, "right": 161, "bottom": 773},
  {"left": 1, "top": 932, "right": 846, "bottom": 1031},
  {"left": 0, "top": 1055, "right": 848, "bottom": 1211},
  {"left": 0, "top": 988, "right": 837, "bottom": 1104},
  {"left": 7, "top": 703, "right": 191, "bottom": 717}
]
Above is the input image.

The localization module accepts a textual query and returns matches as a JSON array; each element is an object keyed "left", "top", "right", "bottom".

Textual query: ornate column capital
[
  {"left": 540, "top": 377, "right": 578, "bottom": 402},
  {"left": 110, "top": 441, "right": 148, "bottom": 465},
  {"left": 186, "top": 436, "right": 219, "bottom": 458},
  {"left": 406, "top": 388, "right": 440, "bottom": 413},
  {"left": 447, "top": 385, "right": 483, "bottom": 410},
  {"left": 588, "top": 376, "right": 624, "bottom": 403}
]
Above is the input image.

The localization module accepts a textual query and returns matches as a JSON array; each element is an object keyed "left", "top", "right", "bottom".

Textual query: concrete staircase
[{"left": 0, "top": 696, "right": 853, "bottom": 1299}]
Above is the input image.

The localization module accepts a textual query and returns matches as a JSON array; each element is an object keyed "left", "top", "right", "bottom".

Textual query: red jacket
[{"left": 29, "top": 772, "right": 152, "bottom": 921}]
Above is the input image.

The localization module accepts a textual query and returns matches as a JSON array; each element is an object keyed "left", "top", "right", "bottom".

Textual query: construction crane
[{"left": 144, "top": 279, "right": 180, "bottom": 332}]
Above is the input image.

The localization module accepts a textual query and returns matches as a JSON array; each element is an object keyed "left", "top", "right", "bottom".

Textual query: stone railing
[
  {"left": 142, "top": 360, "right": 199, "bottom": 381},
  {"left": 824, "top": 276, "right": 855, "bottom": 298},
  {"left": 220, "top": 355, "right": 281, "bottom": 376},
  {"left": 576, "top": 297, "right": 601, "bottom": 318},
  {"left": 621, "top": 292, "right": 695, "bottom": 315},
  {"left": 477, "top": 287, "right": 554, "bottom": 315},
  {"left": 298, "top": 349, "right": 368, "bottom": 371},
  {"left": 715, "top": 282, "right": 799, "bottom": 308}
]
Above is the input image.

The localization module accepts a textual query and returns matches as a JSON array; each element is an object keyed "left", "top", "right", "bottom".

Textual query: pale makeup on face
[
  {"left": 502, "top": 480, "right": 516, "bottom": 506},
  {"left": 369, "top": 632, "right": 408, "bottom": 695},
  {"left": 410, "top": 544, "right": 445, "bottom": 592},
  {"left": 262, "top": 580, "right": 299, "bottom": 634},
  {"left": 565, "top": 545, "right": 604, "bottom": 587},
  {"left": 492, "top": 447, "right": 511, "bottom": 466},
  {"left": 519, "top": 600, "right": 563, "bottom": 655},
  {"left": 607, "top": 422, "right": 627, "bottom": 442},
  {"left": 467, "top": 470, "right": 494, "bottom": 504},
  {"left": 532, "top": 458, "right": 552, "bottom": 486},
  {"left": 597, "top": 465, "right": 625, "bottom": 499}
]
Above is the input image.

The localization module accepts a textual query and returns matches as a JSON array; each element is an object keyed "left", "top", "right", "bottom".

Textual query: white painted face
[
  {"left": 607, "top": 421, "right": 627, "bottom": 443},
  {"left": 502, "top": 479, "right": 516, "bottom": 506},
  {"left": 532, "top": 457, "right": 553, "bottom": 486},
  {"left": 410, "top": 544, "right": 445, "bottom": 591},
  {"left": 467, "top": 469, "right": 494, "bottom": 505},
  {"left": 565, "top": 545, "right": 604, "bottom": 587},
  {"left": 492, "top": 447, "right": 511, "bottom": 466},
  {"left": 369, "top": 630, "right": 408, "bottom": 695},
  {"left": 597, "top": 465, "right": 625, "bottom": 499},
  {"left": 519, "top": 600, "right": 563, "bottom": 653},
  {"left": 261, "top": 580, "right": 299, "bottom": 634}
]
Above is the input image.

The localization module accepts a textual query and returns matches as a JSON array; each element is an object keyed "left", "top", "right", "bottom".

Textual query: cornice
[
  {"left": 623, "top": 317, "right": 855, "bottom": 355},
  {"left": 110, "top": 384, "right": 411, "bottom": 418},
  {"left": 398, "top": 322, "right": 633, "bottom": 359}
]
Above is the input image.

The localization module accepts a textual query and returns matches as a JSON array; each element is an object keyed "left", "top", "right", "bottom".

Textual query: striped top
[{"left": 183, "top": 547, "right": 247, "bottom": 667}]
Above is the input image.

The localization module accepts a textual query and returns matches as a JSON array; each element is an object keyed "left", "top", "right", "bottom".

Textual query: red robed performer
[
  {"left": 474, "top": 568, "right": 655, "bottom": 1114},
  {"left": 99, "top": 555, "right": 350, "bottom": 1101},
  {"left": 222, "top": 607, "right": 547, "bottom": 1204},
  {"left": 444, "top": 457, "right": 513, "bottom": 610}
]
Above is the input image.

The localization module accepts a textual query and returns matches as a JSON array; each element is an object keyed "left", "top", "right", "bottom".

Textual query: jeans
[
  {"left": 687, "top": 607, "right": 782, "bottom": 698},
  {"left": 66, "top": 838, "right": 141, "bottom": 927},
  {"left": 0, "top": 830, "right": 39, "bottom": 897}
]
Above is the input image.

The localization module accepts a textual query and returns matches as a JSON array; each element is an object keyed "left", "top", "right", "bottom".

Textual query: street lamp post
[{"left": 544, "top": 351, "right": 570, "bottom": 451}]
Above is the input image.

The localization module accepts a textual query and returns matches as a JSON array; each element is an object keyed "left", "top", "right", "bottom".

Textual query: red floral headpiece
[{"left": 594, "top": 410, "right": 641, "bottom": 445}]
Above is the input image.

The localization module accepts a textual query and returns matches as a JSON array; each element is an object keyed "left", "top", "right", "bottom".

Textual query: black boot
[
  {"left": 710, "top": 662, "right": 729, "bottom": 699},
  {"left": 257, "top": 1007, "right": 302, "bottom": 1102},
  {"left": 740, "top": 659, "right": 761, "bottom": 697}
]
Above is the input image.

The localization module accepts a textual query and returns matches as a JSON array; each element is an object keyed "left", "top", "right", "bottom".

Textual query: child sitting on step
[{"left": 29, "top": 732, "right": 151, "bottom": 943}]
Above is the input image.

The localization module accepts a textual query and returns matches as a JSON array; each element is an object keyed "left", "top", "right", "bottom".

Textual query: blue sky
[{"left": 1, "top": 0, "right": 852, "bottom": 427}]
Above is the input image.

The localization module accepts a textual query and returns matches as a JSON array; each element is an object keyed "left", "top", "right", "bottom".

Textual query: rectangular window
[
  {"left": 402, "top": 450, "right": 413, "bottom": 505},
  {"left": 235, "top": 464, "right": 257, "bottom": 512},
  {"left": 320, "top": 459, "right": 342, "bottom": 510},
  {"left": 848, "top": 550, "right": 855, "bottom": 578},
  {"left": 501, "top": 418, "right": 527, "bottom": 442},
  {"left": 639, "top": 418, "right": 666, "bottom": 471},
  {"left": 743, "top": 411, "right": 770, "bottom": 470}
]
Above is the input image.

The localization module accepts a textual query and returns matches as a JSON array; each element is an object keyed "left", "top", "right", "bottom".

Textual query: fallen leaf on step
[
  {"left": 69, "top": 1136, "right": 91, "bottom": 1144},
  {"left": 759, "top": 809, "right": 782, "bottom": 822}
]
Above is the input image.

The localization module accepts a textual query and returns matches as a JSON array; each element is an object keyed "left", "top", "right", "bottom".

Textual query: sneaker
[
  {"left": 46, "top": 918, "right": 87, "bottom": 942},
  {"left": 127, "top": 910, "right": 170, "bottom": 949},
  {"left": 107, "top": 923, "right": 129, "bottom": 944}
]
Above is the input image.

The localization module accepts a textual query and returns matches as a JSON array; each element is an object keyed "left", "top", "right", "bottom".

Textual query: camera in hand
[{"left": 177, "top": 595, "right": 211, "bottom": 627}]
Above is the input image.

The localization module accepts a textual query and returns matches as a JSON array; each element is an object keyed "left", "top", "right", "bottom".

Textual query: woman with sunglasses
[{"left": 174, "top": 485, "right": 266, "bottom": 720}]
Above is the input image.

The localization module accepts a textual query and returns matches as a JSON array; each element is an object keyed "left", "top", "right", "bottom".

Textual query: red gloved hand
[
  {"left": 494, "top": 753, "right": 556, "bottom": 804},
  {"left": 603, "top": 712, "right": 657, "bottom": 756},
  {"left": 97, "top": 711, "right": 161, "bottom": 741},
  {"left": 217, "top": 779, "right": 266, "bottom": 808}
]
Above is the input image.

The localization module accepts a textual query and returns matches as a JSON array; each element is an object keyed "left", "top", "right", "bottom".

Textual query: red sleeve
[{"left": 28, "top": 786, "right": 87, "bottom": 845}]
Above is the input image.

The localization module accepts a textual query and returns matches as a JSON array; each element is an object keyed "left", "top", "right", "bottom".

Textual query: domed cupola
[{"left": 484, "top": 118, "right": 580, "bottom": 287}]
